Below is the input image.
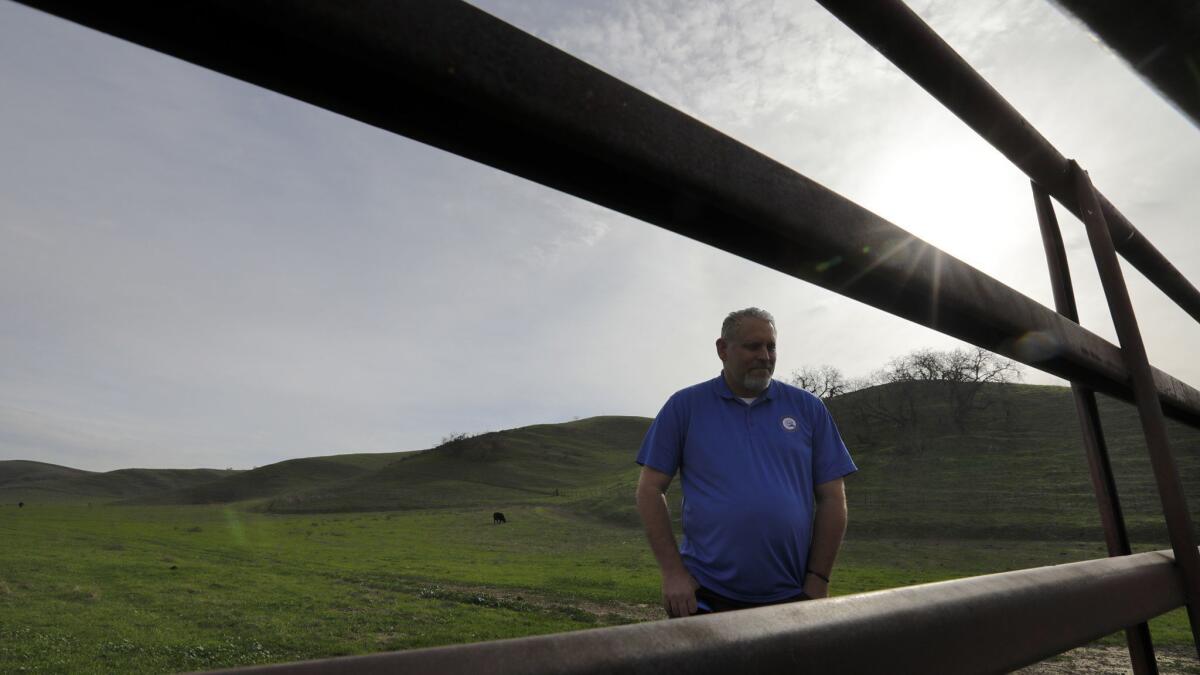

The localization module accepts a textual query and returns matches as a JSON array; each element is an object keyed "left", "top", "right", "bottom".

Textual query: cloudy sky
[{"left": 2, "top": 0, "right": 1198, "bottom": 472}]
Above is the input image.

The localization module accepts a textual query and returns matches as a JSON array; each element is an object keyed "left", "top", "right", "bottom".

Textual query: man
[{"left": 635, "top": 307, "right": 857, "bottom": 617}]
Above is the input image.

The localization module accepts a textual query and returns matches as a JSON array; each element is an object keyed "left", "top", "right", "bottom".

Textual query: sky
[{"left": 2, "top": 0, "right": 1198, "bottom": 472}]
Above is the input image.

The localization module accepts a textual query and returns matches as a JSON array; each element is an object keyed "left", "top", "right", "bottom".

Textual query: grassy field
[
  {"left": 1, "top": 503, "right": 1194, "bottom": 673},
  {"left": 0, "top": 504, "right": 652, "bottom": 673},
  {"left": 4, "top": 384, "right": 1199, "bottom": 672}
]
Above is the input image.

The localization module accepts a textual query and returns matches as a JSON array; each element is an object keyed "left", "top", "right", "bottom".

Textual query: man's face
[{"left": 717, "top": 318, "right": 776, "bottom": 396}]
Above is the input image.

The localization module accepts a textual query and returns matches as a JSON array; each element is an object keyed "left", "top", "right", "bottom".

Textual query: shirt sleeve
[
  {"left": 810, "top": 397, "right": 857, "bottom": 485},
  {"left": 636, "top": 392, "right": 687, "bottom": 476}
]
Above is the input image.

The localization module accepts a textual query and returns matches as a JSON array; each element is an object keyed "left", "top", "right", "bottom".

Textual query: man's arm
[
  {"left": 635, "top": 465, "right": 698, "bottom": 617},
  {"left": 804, "top": 477, "right": 848, "bottom": 599}
]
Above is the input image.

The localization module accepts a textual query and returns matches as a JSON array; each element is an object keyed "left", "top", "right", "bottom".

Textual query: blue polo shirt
[{"left": 636, "top": 374, "right": 857, "bottom": 603}]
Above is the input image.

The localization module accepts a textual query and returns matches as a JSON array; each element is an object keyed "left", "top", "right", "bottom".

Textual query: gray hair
[{"left": 721, "top": 307, "right": 776, "bottom": 342}]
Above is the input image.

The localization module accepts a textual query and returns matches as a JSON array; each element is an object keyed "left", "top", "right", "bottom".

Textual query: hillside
[
  {"left": 503, "top": 383, "right": 1200, "bottom": 543},
  {"left": 124, "top": 452, "right": 407, "bottom": 506},
  {"left": 264, "top": 416, "right": 647, "bottom": 512},
  {"left": 0, "top": 461, "right": 238, "bottom": 504},
  {"left": 7, "top": 384, "right": 1200, "bottom": 544},
  {"left": 0, "top": 460, "right": 92, "bottom": 486},
  {"left": 829, "top": 382, "right": 1200, "bottom": 542}
]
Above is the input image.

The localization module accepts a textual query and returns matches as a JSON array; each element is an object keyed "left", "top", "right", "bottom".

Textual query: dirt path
[
  {"left": 416, "top": 582, "right": 664, "bottom": 624},
  {"left": 1016, "top": 646, "right": 1199, "bottom": 674}
]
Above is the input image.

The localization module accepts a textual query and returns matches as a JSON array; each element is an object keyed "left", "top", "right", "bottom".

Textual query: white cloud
[{"left": 538, "top": 0, "right": 873, "bottom": 130}]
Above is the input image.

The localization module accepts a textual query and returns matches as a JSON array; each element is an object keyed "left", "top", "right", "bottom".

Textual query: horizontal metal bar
[
  {"left": 1049, "top": 0, "right": 1200, "bottom": 130},
  {"left": 13, "top": 1, "right": 1200, "bottom": 431},
  {"left": 816, "top": 0, "right": 1200, "bottom": 325},
  {"left": 205, "top": 549, "right": 1187, "bottom": 675}
]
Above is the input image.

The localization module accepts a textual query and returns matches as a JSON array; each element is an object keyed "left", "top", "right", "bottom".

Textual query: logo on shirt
[{"left": 780, "top": 416, "right": 798, "bottom": 432}]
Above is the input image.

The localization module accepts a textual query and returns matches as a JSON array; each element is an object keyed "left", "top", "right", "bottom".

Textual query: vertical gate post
[
  {"left": 1031, "top": 181, "right": 1158, "bottom": 674},
  {"left": 1070, "top": 161, "right": 1200, "bottom": 658}
]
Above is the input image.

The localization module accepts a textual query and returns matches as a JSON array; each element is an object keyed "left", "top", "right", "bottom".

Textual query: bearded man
[{"left": 635, "top": 307, "right": 857, "bottom": 617}]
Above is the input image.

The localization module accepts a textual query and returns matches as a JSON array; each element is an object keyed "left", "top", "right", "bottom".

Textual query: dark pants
[{"left": 694, "top": 586, "right": 810, "bottom": 614}]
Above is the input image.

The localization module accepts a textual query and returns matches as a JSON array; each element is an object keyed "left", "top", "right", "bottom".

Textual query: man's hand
[
  {"left": 662, "top": 568, "right": 700, "bottom": 617},
  {"left": 637, "top": 466, "right": 702, "bottom": 618},
  {"left": 803, "top": 572, "right": 829, "bottom": 599},
  {"left": 805, "top": 478, "right": 847, "bottom": 602}
]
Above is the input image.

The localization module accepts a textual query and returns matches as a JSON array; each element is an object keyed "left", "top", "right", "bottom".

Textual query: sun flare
[{"left": 854, "top": 132, "right": 1034, "bottom": 279}]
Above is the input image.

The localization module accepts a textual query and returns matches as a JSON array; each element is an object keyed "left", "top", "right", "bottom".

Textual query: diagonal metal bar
[
  {"left": 1049, "top": 0, "right": 1200, "bottom": 130},
  {"left": 1031, "top": 180, "right": 1158, "bottom": 675},
  {"left": 206, "top": 549, "right": 1189, "bottom": 675},
  {"left": 1071, "top": 161, "right": 1200, "bottom": 658},
  {"left": 13, "top": 0, "right": 1200, "bottom": 434},
  {"left": 816, "top": 0, "right": 1200, "bottom": 325}
]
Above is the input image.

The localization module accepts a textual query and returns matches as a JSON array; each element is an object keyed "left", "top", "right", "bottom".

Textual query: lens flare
[
  {"left": 1012, "top": 331, "right": 1061, "bottom": 363},
  {"left": 224, "top": 505, "right": 247, "bottom": 545}
]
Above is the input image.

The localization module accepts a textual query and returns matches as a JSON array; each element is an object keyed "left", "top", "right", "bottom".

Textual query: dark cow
[
  {"left": 17, "top": 502, "right": 23, "bottom": 508},
  {"left": 493, "top": 511, "right": 507, "bottom": 524}
]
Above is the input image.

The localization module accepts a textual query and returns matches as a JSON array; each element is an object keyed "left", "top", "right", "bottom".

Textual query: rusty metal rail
[
  {"left": 14, "top": 0, "right": 1200, "bottom": 432},
  {"left": 1032, "top": 180, "right": 1158, "bottom": 673},
  {"left": 1072, "top": 162, "right": 1200, "bottom": 656},
  {"left": 206, "top": 549, "right": 1188, "bottom": 675},
  {"left": 814, "top": 0, "right": 1200, "bottom": 663},
  {"left": 816, "top": 0, "right": 1200, "bottom": 326}
]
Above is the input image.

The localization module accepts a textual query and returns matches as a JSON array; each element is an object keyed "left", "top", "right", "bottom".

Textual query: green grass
[
  {"left": 4, "top": 385, "right": 1200, "bottom": 671},
  {"left": 1, "top": 503, "right": 1194, "bottom": 673},
  {"left": 0, "top": 504, "right": 659, "bottom": 673}
]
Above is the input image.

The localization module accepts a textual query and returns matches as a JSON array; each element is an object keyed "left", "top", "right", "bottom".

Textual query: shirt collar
[{"left": 713, "top": 372, "right": 775, "bottom": 402}]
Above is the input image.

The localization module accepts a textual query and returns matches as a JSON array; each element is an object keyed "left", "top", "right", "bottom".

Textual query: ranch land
[{"left": 3, "top": 383, "right": 1200, "bottom": 673}]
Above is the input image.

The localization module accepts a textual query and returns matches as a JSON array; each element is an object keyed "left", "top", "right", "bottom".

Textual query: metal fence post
[
  {"left": 1031, "top": 180, "right": 1159, "bottom": 674},
  {"left": 1070, "top": 161, "right": 1200, "bottom": 658}
]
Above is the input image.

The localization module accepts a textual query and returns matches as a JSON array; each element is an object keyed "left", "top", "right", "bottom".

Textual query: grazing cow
[
  {"left": 17, "top": 502, "right": 23, "bottom": 508},
  {"left": 493, "top": 511, "right": 507, "bottom": 524}
]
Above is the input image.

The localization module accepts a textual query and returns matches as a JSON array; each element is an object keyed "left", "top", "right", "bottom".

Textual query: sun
[{"left": 851, "top": 129, "right": 1035, "bottom": 282}]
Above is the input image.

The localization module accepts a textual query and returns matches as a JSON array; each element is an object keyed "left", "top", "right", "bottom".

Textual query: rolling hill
[
  {"left": 123, "top": 452, "right": 408, "bottom": 506},
  {"left": 6, "top": 383, "right": 1200, "bottom": 543},
  {"left": 264, "top": 415, "right": 647, "bottom": 513},
  {"left": 827, "top": 382, "right": 1200, "bottom": 541},
  {"left": 0, "top": 460, "right": 238, "bottom": 503}
]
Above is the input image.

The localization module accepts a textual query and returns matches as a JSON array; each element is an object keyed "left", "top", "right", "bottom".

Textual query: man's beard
[{"left": 743, "top": 370, "right": 772, "bottom": 393}]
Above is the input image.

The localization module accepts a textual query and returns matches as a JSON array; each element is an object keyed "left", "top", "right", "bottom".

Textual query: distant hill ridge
[
  {"left": 0, "top": 460, "right": 239, "bottom": 503},
  {"left": 4, "top": 384, "right": 1198, "bottom": 542},
  {"left": 0, "top": 459, "right": 94, "bottom": 486}
]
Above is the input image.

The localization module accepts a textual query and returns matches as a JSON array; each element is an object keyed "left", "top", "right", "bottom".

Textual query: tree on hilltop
[
  {"left": 878, "top": 347, "right": 1021, "bottom": 432},
  {"left": 792, "top": 346, "right": 1022, "bottom": 451},
  {"left": 788, "top": 364, "right": 850, "bottom": 399}
]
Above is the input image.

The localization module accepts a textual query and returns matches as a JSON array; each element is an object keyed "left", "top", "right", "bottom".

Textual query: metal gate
[{"left": 13, "top": 1, "right": 1200, "bottom": 672}]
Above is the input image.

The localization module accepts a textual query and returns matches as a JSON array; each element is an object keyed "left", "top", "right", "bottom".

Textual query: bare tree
[
  {"left": 821, "top": 346, "right": 1022, "bottom": 451},
  {"left": 439, "top": 431, "right": 473, "bottom": 446},
  {"left": 844, "top": 375, "right": 876, "bottom": 393},
  {"left": 880, "top": 348, "right": 948, "bottom": 383},
  {"left": 788, "top": 364, "right": 848, "bottom": 399},
  {"left": 939, "top": 347, "right": 1022, "bottom": 430},
  {"left": 793, "top": 346, "right": 1022, "bottom": 451},
  {"left": 876, "top": 346, "right": 1021, "bottom": 431}
]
